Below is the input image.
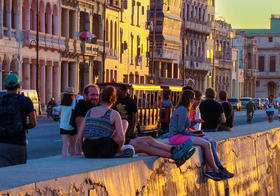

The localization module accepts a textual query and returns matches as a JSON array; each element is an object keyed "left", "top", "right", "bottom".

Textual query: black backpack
[{"left": 0, "top": 94, "right": 24, "bottom": 137}]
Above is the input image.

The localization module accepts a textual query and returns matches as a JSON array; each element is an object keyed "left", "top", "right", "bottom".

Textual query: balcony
[
  {"left": 23, "top": 30, "right": 65, "bottom": 51},
  {"left": 185, "top": 21, "right": 211, "bottom": 35},
  {"left": 154, "top": 49, "right": 180, "bottom": 60},
  {"left": 246, "top": 69, "right": 258, "bottom": 77},
  {"left": 185, "top": 60, "right": 209, "bottom": 71}
]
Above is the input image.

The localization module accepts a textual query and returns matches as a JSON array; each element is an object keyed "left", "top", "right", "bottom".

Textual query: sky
[{"left": 215, "top": 0, "right": 280, "bottom": 29}]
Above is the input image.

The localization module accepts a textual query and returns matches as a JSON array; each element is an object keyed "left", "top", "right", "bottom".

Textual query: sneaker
[
  {"left": 174, "top": 148, "right": 196, "bottom": 167},
  {"left": 172, "top": 139, "right": 193, "bottom": 160},
  {"left": 114, "top": 145, "right": 135, "bottom": 158},
  {"left": 219, "top": 167, "right": 234, "bottom": 178},
  {"left": 204, "top": 171, "right": 223, "bottom": 181}
]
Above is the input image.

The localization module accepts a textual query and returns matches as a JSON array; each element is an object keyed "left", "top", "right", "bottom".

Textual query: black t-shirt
[
  {"left": 0, "top": 93, "right": 34, "bottom": 146},
  {"left": 113, "top": 96, "right": 137, "bottom": 123},
  {"left": 74, "top": 100, "right": 94, "bottom": 118},
  {"left": 221, "top": 102, "right": 234, "bottom": 128},
  {"left": 199, "top": 99, "right": 223, "bottom": 130}
]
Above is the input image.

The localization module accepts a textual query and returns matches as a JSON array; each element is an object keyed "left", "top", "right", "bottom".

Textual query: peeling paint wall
[{"left": 1, "top": 127, "right": 280, "bottom": 196}]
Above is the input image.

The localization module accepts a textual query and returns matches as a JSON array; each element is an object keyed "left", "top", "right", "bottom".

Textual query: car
[
  {"left": 240, "top": 97, "right": 252, "bottom": 109},
  {"left": 228, "top": 98, "right": 242, "bottom": 111},
  {"left": 253, "top": 98, "right": 263, "bottom": 109},
  {"left": 261, "top": 98, "right": 268, "bottom": 106}
]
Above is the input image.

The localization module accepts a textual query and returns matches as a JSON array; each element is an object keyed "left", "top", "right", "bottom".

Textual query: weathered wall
[{"left": 1, "top": 127, "right": 280, "bottom": 196}]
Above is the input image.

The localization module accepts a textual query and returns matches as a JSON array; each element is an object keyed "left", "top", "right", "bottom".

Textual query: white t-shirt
[{"left": 59, "top": 105, "right": 74, "bottom": 130}]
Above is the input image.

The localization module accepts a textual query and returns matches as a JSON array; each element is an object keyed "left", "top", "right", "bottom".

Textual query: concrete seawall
[{"left": 1, "top": 126, "right": 280, "bottom": 195}]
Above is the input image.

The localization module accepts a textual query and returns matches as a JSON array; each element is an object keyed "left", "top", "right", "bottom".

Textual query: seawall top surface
[{"left": 0, "top": 120, "right": 280, "bottom": 191}]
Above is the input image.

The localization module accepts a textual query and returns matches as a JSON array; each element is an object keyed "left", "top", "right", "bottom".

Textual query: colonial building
[
  {"left": 212, "top": 19, "right": 232, "bottom": 94},
  {"left": 149, "top": 0, "right": 182, "bottom": 86},
  {"left": 231, "top": 47, "right": 244, "bottom": 98},
  {"left": 119, "top": 0, "right": 150, "bottom": 84},
  {"left": 183, "top": 0, "right": 211, "bottom": 91},
  {"left": 0, "top": 0, "right": 106, "bottom": 108},
  {"left": 236, "top": 15, "right": 280, "bottom": 98}
]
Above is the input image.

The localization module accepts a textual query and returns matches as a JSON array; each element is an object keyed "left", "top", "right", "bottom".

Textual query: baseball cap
[{"left": 5, "top": 73, "right": 20, "bottom": 88}]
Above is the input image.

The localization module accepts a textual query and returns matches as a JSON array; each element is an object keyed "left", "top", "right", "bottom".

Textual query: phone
[{"left": 194, "top": 131, "right": 203, "bottom": 134}]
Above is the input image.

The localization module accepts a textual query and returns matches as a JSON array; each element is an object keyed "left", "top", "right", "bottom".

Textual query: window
[
  {"left": 167, "top": 63, "right": 172, "bottom": 78},
  {"left": 142, "top": 6, "right": 144, "bottom": 15},
  {"left": 106, "top": 69, "right": 109, "bottom": 82},
  {"left": 270, "top": 56, "right": 276, "bottom": 72},
  {"left": 123, "top": 74, "right": 128, "bottom": 83},
  {"left": 131, "top": 34, "right": 134, "bottom": 64},
  {"left": 173, "top": 64, "right": 178, "bottom": 78},
  {"left": 268, "top": 37, "right": 273, "bottom": 42},
  {"left": 258, "top": 56, "right": 265, "bottom": 72},
  {"left": 247, "top": 52, "right": 252, "bottom": 69},
  {"left": 256, "top": 80, "right": 260, "bottom": 87}
]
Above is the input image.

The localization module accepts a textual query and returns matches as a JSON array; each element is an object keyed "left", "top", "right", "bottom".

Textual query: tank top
[
  {"left": 266, "top": 101, "right": 274, "bottom": 112},
  {"left": 84, "top": 109, "right": 114, "bottom": 138}
]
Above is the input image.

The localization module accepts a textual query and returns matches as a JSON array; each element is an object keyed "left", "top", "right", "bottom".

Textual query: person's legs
[
  {"left": 129, "top": 137, "right": 172, "bottom": 158},
  {"left": 203, "top": 137, "right": 222, "bottom": 168},
  {"left": 61, "top": 134, "right": 70, "bottom": 157},
  {"left": 0, "top": 143, "right": 26, "bottom": 167},
  {"left": 70, "top": 135, "right": 76, "bottom": 156},
  {"left": 145, "top": 136, "right": 172, "bottom": 152},
  {"left": 191, "top": 137, "right": 219, "bottom": 172}
]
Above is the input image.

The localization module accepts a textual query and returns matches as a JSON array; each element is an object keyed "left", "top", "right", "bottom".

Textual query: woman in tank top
[
  {"left": 266, "top": 95, "right": 276, "bottom": 123},
  {"left": 76, "top": 86, "right": 126, "bottom": 158}
]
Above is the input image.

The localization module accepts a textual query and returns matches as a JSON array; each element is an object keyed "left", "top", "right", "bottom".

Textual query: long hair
[
  {"left": 61, "top": 93, "right": 75, "bottom": 106},
  {"left": 177, "top": 90, "right": 194, "bottom": 111},
  {"left": 101, "top": 86, "right": 117, "bottom": 105}
]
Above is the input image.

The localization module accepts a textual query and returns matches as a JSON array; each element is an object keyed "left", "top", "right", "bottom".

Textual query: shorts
[
  {"left": 169, "top": 134, "right": 192, "bottom": 145},
  {"left": 60, "top": 128, "right": 77, "bottom": 135},
  {"left": 82, "top": 137, "right": 118, "bottom": 158},
  {"left": 266, "top": 111, "right": 274, "bottom": 116}
]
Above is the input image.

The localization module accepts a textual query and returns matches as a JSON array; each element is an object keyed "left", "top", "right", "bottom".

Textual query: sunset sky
[{"left": 215, "top": 0, "right": 280, "bottom": 29}]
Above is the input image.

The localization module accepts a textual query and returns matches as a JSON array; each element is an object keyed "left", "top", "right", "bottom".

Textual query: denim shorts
[{"left": 266, "top": 111, "right": 274, "bottom": 116}]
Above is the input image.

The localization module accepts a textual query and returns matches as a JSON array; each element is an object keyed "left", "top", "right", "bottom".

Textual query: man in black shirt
[
  {"left": 114, "top": 84, "right": 137, "bottom": 137},
  {"left": 217, "top": 90, "right": 234, "bottom": 131},
  {"left": 199, "top": 88, "right": 226, "bottom": 132}
]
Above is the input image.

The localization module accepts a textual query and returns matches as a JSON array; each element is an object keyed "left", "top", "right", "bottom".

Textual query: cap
[
  {"left": 63, "top": 87, "right": 76, "bottom": 95},
  {"left": 5, "top": 73, "right": 20, "bottom": 88}
]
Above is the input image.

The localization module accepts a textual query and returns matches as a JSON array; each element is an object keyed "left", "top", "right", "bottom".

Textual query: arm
[
  {"left": 111, "top": 110, "right": 125, "bottom": 150},
  {"left": 26, "top": 111, "right": 36, "bottom": 129},
  {"left": 76, "top": 118, "right": 86, "bottom": 145},
  {"left": 177, "top": 107, "right": 188, "bottom": 132},
  {"left": 220, "top": 112, "right": 226, "bottom": 123}
]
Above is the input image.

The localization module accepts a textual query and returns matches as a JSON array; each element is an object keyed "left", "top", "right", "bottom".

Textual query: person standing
[
  {"left": 199, "top": 88, "right": 226, "bottom": 132},
  {"left": 246, "top": 99, "right": 256, "bottom": 123},
  {"left": 114, "top": 84, "right": 137, "bottom": 138},
  {"left": 266, "top": 95, "right": 276, "bottom": 122},
  {"left": 218, "top": 91, "right": 234, "bottom": 131},
  {"left": 59, "top": 87, "right": 76, "bottom": 157},
  {"left": 0, "top": 73, "right": 36, "bottom": 167},
  {"left": 160, "top": 90, "right": 173, "bottom": 133}
]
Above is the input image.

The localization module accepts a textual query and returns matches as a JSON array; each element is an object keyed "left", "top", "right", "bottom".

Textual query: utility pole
[
  {"left": 212, "top": 28, "right": 215, "bottom": 89},
  {"left": 36, "top": 0, "right": 40, "bottom": 107},
  {"left": 102, "top": 1, "right": 106, "bottom": 82},
  {"left": 181, "top": 1, "right": 186, "bottom": 86},
  {"left": 150, "top": 0, "right": 157, "bottom": 84}
]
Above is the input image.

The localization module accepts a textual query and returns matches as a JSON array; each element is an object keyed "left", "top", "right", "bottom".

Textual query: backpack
[{"left": 0, "top": 94, "right": 24, "bottom": 137}]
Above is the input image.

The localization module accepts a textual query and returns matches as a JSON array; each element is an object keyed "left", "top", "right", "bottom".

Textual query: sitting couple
[{"left": 76, "top": 85, "right": 195, "bottom": 167}]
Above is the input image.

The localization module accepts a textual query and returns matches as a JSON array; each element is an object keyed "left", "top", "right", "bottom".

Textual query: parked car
[
  {"left": 240, "top": 97, "right": 252, "bottom": 109},
  {"left": 253, "top": 98, "right": 263, "bottom": 109},
  {"left": 228, "top": 98, "right": 242, "bottom": 111}
]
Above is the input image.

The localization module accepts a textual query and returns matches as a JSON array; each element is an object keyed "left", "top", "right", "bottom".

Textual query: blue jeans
[{"left": 203, "top": 137, "right": 222, "bottom": 168}]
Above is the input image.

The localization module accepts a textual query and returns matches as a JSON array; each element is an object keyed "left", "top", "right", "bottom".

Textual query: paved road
[{"left": 26, "top": 109, "right": 279, "bottom": 160}]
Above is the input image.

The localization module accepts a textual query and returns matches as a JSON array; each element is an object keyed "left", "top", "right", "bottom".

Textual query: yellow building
[
  {"left": 104, "top": 2, "right": 121, "bottom": 82},
  {"left": 118, "top": 0, "right": 150, "bottom": 84}
]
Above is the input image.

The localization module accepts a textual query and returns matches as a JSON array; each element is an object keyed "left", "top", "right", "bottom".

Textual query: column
[
  {"left": 65, "top": 9, "right": 69, "bottom": 38},
  {"left": 39, "top": 61, "right": 46, "bottom": 107},
  {"left": 73, "top": 11, "right": 77, "bottom": 39},
  {"left": 15, "top": 5, "right": 21, "bottom": 39},
  {"left": 31, "top": 61, "right": 36, "bottom": 89},
  {"left": 47, "top": 11, "right": 52, "bottom": 34},
  {"left": 88, "top": 59, "right": 93, "bottom": 83},
  {"left": 22, "top": 61, "right": 30, "bottom": 89},
  {"left": 25, "top": 5, "right": 30, "bottom": 30},
  {"left": 62, "top": 61, "right": 68, "bottom": 91},
  {"left": 0, "top": 0, "right": 3, "bottom": 38},
  {"left": 46, "top": 61, "right": 53, "bottom": 102},
  {"left": 69, "top": 62, "right": 77, "bottom": 90},
  {"left": 53, "top": 62, "right": 60, "bottom": 102}
]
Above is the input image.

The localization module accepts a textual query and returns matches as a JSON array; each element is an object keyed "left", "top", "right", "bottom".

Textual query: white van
[{"left": 20, "top": 89, "right": 41, "bottom": 116}]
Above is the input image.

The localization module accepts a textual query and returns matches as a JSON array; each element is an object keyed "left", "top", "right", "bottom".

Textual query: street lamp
[
  {"left": 36, "top": 0, "right": 39, "bottom": 94},
  {"left": 102, "top": 1, "right": 107, "bottom": 83}
]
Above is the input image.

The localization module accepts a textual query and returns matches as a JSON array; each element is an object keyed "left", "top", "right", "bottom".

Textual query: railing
[{"left": 137, "top": 108, "right": 160, "bottom": 132}]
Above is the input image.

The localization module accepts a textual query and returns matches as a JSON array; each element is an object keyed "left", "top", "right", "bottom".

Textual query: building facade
[
  {"left": 183, "top": 0, "right": 210, "bottom": 91},
  {"left": 237, "top": 15, "right": 280, "bottom": 98},
  {"left": 149, "top": 0, "right": 182, "bottom": 86}
]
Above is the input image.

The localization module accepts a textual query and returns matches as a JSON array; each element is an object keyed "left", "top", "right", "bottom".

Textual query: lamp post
[
  {"left": 212, "top": 28, "right": 215, "bottom": 89},
  {"left": 102, "top": 1, "right": 106, "bottom": 82},
  {"left": 182, "top": 1, "right": 186, "bottom": 86},
  {"left": 36, "top": 0, "right": 39, "bottom": 92}
]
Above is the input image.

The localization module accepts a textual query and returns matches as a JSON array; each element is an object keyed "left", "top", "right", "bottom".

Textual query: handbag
[{"left": 69, "top": 109, "right": 76, "bottom": 129}]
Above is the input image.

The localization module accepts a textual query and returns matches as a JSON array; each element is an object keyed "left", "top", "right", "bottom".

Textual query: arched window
[
  {"left": 22, "top": 0, "right": 29, "bottom": 30},
  {"left": 105, "top": 19, "right": 108, "bottom": 41},
  {"left": 39, "top": 0, "right": 45, "bottom": 33},
  {"left": 110, "top": 20, "right": 113, "bottom": 49},
  {"left": 114, "top": 22, "right": 117, "bottom": 54},
  {"left": 52, "top": 5, "right": 58, "bottom": 35},
  {"left": 30, "top": 0, "right": 37, "bottom": 31},
  {"left": 45, "top": 3, "right": 52, "bottom": 34}
]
